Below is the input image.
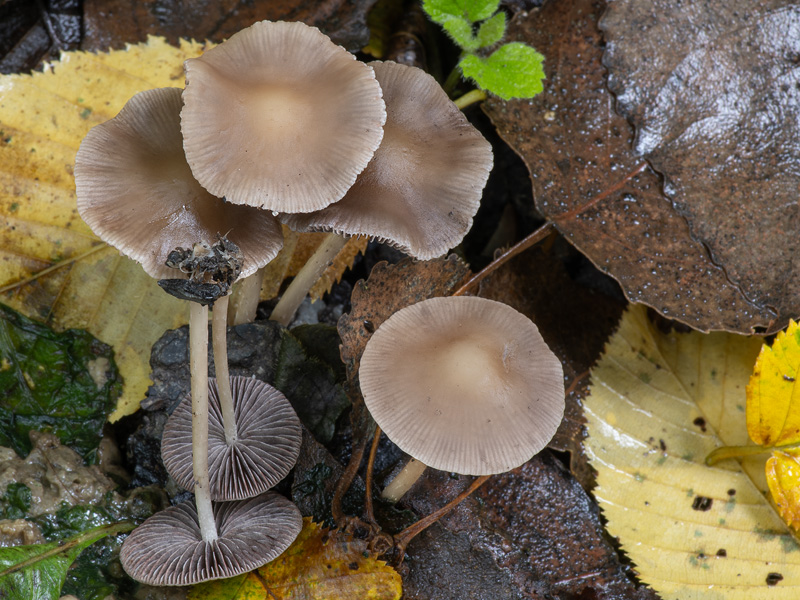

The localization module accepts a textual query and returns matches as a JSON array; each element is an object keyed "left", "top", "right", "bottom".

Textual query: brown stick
[
  {"left": 363, "top": 425, "right": 382, "bottom": 524},
  {"left": 392, "top": 475, "right": 491, "bottom": 557},
  {"left": 331, "top": 433, "right": 369, "bottom": 525},
  {"left": 452, "top": 222, "right": 556, "bottom": 297}
]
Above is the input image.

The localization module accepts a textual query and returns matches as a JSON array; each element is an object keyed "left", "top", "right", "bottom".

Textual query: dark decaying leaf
[
  {"left": 82, "top": 0, "right": 377, "bottom": 52},
  {"left": 601, "top": 0, "right": 800, "bottom": 333},
  {"left": 0, "top": 302, "right": 121, "bottom": 461},
  {"left": 482, "top": 0, "right": 773, "bottom": 333}
]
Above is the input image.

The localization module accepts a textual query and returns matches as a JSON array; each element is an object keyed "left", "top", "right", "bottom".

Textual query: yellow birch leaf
[
  {"left": 0, "top": 40, "right": 364, "bottom": 421},
  {"left": 585, "top": 305, "right": 800, "bottom": 600},
  {"left": 767, "top": 449, "right": 800, "bottom": 532},
  {"left": 188, "top": 518, "right": 402, "bottom": 600},
  {"left": 747, "top": 320, "right": 800, "bottom": 447}
]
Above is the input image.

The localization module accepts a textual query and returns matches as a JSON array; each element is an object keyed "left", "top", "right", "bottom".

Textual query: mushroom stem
[
  {"left": 381, "top": 457, "right": 428, "bottom": 503},
  {"left": 453, "top": 89, "right": 487, "bottom": 110},
  {"left": 269, "top": 233, "right": 348, "bottom": 327},
  {"left": 212, "top": 293, "right": 237, "bottom": 445},
  {"left": 227, "top": 268, "right": 264, "bottom": 326},
  {"left": 190, "top": 301, "right": 218, "bottom": 542}
]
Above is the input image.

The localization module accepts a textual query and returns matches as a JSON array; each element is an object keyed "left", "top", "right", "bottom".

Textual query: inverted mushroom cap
[
  {"left": 359, "top": 296, "right": 564, "bottom": 475},
  {"left": 181, "top": 20, "right": 387, "bottom": 213},
  {"left": 281, "top": 61, "right": 493, "bottom": 260},
  {"left": 120, "top": 491, "right": 301, "bottom": 586},
  {"left": 162, "top": 376, "right": 302, "bottom": 501},
  {"left": 75, "top": 87, "right": 283, "bottom": 280}
]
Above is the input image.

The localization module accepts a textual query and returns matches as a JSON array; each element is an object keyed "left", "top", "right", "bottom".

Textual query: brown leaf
[
  {"left": 601, "top": 0, "right": 798, "bottom": 334},
  {"left": 82, "top": 0, "right": 377, "bottom": 52},
  {"left": 481, "top": 0, "right": 773, "bottom": 333},
  {"left": 338, "top": 255, "right": 470, "bottom": 389}
]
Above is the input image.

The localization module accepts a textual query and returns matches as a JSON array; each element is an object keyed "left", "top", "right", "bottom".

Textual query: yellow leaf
[
  {"left": 747, "top": 320, "right": 800, "bottom": 447},
  {"left": 188, "top": 518, "right": 402, "bottom": 600},
  {"left": 585, "top": 305, "right": 800, "bottom": 599},
  {"left": 767, "top": 449, "right": 800, "bottom": 532},
  {"left": 0, "top": 40, "right": 364, "bottom": 421}
]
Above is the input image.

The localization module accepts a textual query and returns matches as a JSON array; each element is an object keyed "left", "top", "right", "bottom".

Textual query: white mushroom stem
[
  {"left": 212, "top": 293, "right": 237, "bottom": 445},
  {"left": 227, "top": 269, "right": 264, "bottom": 326},
  {"left": 269, "top": 233, "right": 348, "bottom": 327},
  {"left": 190, "top": 301, "right": 218, "bottom": 542},
  {"left": 381, "top": 457, "right": 428, "bottom": 503}
]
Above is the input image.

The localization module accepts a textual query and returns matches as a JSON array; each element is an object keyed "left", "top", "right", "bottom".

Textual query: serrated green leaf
[
  {"left": 477, "top": 12, "right": 506, "bottom": 47},
  {"left": 460, "top": 42, "right": 545, "bottom": 100},
  {"left": 441, "top": 16, "right": 480, "bottom": 51},
  {"left": 0, "top": 522, "right": 133, "bottom": 600},
  {"left": 423, "top": 0, "right": 499, "bottom": 25}
]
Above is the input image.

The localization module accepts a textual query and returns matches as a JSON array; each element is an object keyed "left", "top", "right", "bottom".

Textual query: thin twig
[
  {"left": 363, "top": 425, "right": 382, "bottom": 524},
  {"left": 331, "top": 433, "right": 369, "bottom": 525}
]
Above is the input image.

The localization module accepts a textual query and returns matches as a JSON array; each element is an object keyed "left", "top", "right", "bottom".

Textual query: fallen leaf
[
  {"left": 0, "top": 522, "right": 133, "bottom": 600},
  {"left": 82, "top": 0, "right": 378, "bottom": 52},
  {"left": 0, "top": 302, "right": 120, "bottom": 460},
  {"left": 739, "top": 320, "right": 800, "bottom": 532},
  {"left": 601, "top": 0, "right": 800, "bottom": 333},
  {"left": 481, "top": 0, "right": 772, "bottom": 333},
  {"left": 188, "top": 518, "right": 401, "bottom": 600},
  {"left": 0, "top": 39, "right": 364, "bottom": 421},
  {"left": 747, "top": 320, "right": 800, "bottom": 448},
  {"left": 585, "top": 305, "right": 800, "bottom": 599}
]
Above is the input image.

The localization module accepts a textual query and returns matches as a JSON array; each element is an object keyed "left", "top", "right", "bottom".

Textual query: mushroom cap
[
  {"left": 120, "top": 491, "right": 302, "bottom": 586},
  {"left": 162, "top": 376, "right": 302, "bottom": 501},
  {"left": 359, "top": 296, "right": 565, "bottom": 475},
  {"left": 181, "top": 20, "right": 386, "bottom": 213},
  {"left": 281, "top": 61, "right": 493, "bottom": 260},
  {"left": 75, "top": 87, "right": 283, "bottom": 280}
]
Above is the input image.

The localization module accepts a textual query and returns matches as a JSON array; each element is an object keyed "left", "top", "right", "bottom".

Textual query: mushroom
[
  {"left": 180, "top": 20, "right": 387, "bottom": 214},
  {"left": 161, "top": 376, "right": 302, "bottom": 501},
  {"left": 120, "top": 491, "right": 301, "bottom": 586},
  {"left": 76, "top": 87, "right": 301, "bottom": 581},
  {"left": 358, "top": 296, "right": 565, "bottom": 501},
  {"left": 270, "top": 61, "right": 493, "bottom": 326}
]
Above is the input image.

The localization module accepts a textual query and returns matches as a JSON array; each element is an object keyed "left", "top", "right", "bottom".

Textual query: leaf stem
[
  {"left": 443, "top": 62, "right": 463, "bottom": 96},
  {"left": 453, "top": 88, "right": 487, "bottom": 110}
]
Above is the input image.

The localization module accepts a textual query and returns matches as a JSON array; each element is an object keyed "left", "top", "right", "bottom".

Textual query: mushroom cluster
[{"left": 75, "top": 18, "right": 496, "bottom": 586}]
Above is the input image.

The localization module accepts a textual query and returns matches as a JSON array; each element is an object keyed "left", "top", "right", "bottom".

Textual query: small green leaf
[
  {"left": 441, "top": 16, "right": 480, "bottom": 51},
  {"left": 0, "top": 482, "right": 32, "bottom": 519},
  {"left": 476, "top": 12, "right": 506, "bottom": 47},
  {"left": 0, "top": 522, "right": 133, "bottom": 600},
  {"left": 0, "top": 303, "right": 121, "bottom": 461},
  {"left": 423, "top": 0, "right": 500, "bottom": 24},
  {"left": 459, "top": 42, "right": 546, "bottom": 100}
]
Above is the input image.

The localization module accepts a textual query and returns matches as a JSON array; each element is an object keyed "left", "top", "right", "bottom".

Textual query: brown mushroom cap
[
  {"left": 281, "top": 61, "right": 493, "bottom": 259},
  {"left": 359, "top": 296, "right": 565, "bottom": 475},
  {"left": 119, "top": 491, "right": 301, "bottom": 586},
  {"left": 181, "top": 20, "right": 386, "bottom": 214},
  {"left": 162, "top": 376, "right": 302, "bottom": 501},
  {"left": 75, "top": 87, "right": 283, "bottom": 280}
]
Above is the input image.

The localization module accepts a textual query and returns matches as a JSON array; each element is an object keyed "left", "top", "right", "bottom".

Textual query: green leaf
[
  {"left": 459, "top": 42, "right": 546, "bottom": 100},
  {"left": 423, "top": 0, "right": 500, "bottom": 24},
  {"left": 441, "top": 15, "right": 480, "bottom": 51},
  {"left": 476, "top": 12, "right": 506, "bottom": 47},
  {"left": 0, "top": 303, "right": 121, "bottom": 461},
  {"left": 0, "top": 522, "right": 133, "bottom": 600},
  {"left": 0, "top": 483, "right": 32, "bottom": 519}
]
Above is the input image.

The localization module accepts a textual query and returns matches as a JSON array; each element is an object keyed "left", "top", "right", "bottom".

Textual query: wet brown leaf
[
  {"left": 482, "top": 0, "right": 773, "bottom": 333},
  {"left": 83, "top": 0, "right": 377, "bottom": 52},
  {"left": 601, "top": 0, "right": 799, "bottom": 334}
]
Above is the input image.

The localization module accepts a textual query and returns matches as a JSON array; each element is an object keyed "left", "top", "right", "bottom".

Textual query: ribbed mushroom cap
[
  {"left": 120, "top": 491, "right": 301, "bottom": 586},
  {"left": 181, "top": 20, "right": 386, "bottom": 213},
  {"left": 75, "top": 87, "right": 283, "bottom": 280},
  {"left": 359, "top": 296, "right": 564, "bottom": 475},
  {"left": 281, "top": 61, "right": 493, "bottom": 260},
  {"left": 162, "top": 376, "right": 302, "bottom": 501}
]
